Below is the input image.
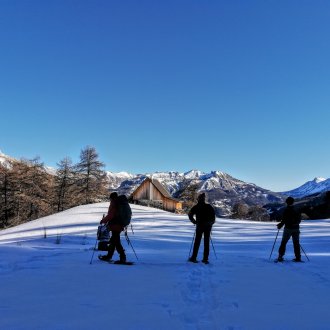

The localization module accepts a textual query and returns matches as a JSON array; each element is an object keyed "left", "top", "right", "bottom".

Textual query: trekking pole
[
  {"left": 300, "top": 244, "right": 310, "bottom": 262},
  {"left": 125, "top": 229, "right": 139, "bottom": 260},
  {"left": 89, "top": 238, "right": 98, "bottom": 265},
  {"left": 269, "top": 228, "right": 280, "bottom": 261},
  {"left": 188, "top": 230, "right": 196, "bottom": 258},
  {"left": 210, "top": 233, "right": 218, "bottom": 259}
]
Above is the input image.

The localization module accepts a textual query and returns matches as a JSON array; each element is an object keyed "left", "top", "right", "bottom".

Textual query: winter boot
[
  {"left": 120, "top": 254, "right": 126, "bottom": 263},
  {"left": 115, "top": 252, "right": 127, "bottom": 264},
  {"left": 277, "top": 256, "right": 284, "bottom": 262},
  {"left": 99, "top": 255, "right": 112, "bottom": 261},
  {"left": 188, "top": 257, "right": 198, "bottom": 263},
  {"left": 292, "top": 257, "right": 302, "bottom": 262},
  {"left": 202, "top": 259, "right": 209, "bottom": 264}
]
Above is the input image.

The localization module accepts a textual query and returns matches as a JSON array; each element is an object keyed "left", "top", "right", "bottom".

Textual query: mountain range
[
  {"left": 2, "top": 151, "right": 330, "bottom": 216},
  {"left": 107, "top": 170, "right": 283, "bottom": 216},
  {"left": 106, "top": 172, "right": 330, "bottom": 217},
  {"left": 281, "top": 177, "right": 330, "bottom": 198}
]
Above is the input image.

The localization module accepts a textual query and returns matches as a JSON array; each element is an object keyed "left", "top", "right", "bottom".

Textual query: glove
[{"left": 277, "top": 223, "right": 283, "bottom": 229}]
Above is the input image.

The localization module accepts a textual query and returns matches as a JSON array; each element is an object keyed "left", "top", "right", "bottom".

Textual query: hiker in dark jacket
[
  {"left": 99, "top": 192, "right": 126, "bottom": 263},
  {"left": 276, "top": 196, "right": 302, "bottom": 262},
  {"left": 188, "top": 193, "right": 216, "bottom": 264}
]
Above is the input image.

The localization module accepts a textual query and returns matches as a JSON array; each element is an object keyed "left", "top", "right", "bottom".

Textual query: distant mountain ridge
[
  {"left": 108, "top": 170, "right": 330, "bottom": 217},
  {"left": 2, "top": 151, "right": 329, "bottom": 217},
  {"left": 108, "top": 170, "right": 284, "bottom": 216},
  {"left": 281, "top": 177, "right": 330, "bottom": 198}
]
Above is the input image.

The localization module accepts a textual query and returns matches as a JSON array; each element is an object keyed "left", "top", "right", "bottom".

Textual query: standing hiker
[
  {"left": 188, "top": 193, "right": 216, "bottom": 264},
  {"left": 99, "top": 192, "right": 131, "bottom": 263},
  {"left": 276, "top": 196, "right": 302, "bottom": 262}
]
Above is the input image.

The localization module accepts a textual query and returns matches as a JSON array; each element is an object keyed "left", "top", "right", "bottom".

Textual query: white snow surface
[{"left": 0, "top": 203, "right": 330, "bottom": 330}]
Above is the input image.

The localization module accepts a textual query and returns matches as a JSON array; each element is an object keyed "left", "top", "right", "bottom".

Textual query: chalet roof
[
  {"left": 151, "top": 178, "right": 172, "bottom": 199},
  {"left": 133, "top": 177, "right": 180, "bottom": 202}
]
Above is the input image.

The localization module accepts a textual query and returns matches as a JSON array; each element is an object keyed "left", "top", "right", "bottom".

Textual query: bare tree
[
  {"left": 54, "top": 157, "right": 76, "bottom": 211},
  {"left": 232, "top": 202, "right": 270, "bottom": 221},
  {"left": 0, "top": 160, "right": 14, "bottom": 228},
  {"left": 0, "top": 147, "right": 112, "bottom": 229},
  {"left": 9, "top": 157, "right": 54, "bottom": 224},
  {"left": 176, "top": 179, "right": 200, "bottom": 213},
  {"left": 248, "top": 205, "right": 270, "bottom": 221},
  {"left": 232, "top": 202, "right": 249, "bottom": 219},
  {"left": 74, "top": 146, "right": 108, "bottom": 204}
]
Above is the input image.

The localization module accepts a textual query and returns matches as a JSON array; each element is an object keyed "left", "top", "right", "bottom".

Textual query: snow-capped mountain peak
[
  {"left": 282, "top": 177, "right": 330, "bottom": 198},
  {"left": 183, "top": 170, "right": 204, "bottom": 179},
  {"left": 106, "top": 171, "right": 136, "bottom": 190},
  {"left": 314, "top": 177, "right": 326, "bottom": 183}
]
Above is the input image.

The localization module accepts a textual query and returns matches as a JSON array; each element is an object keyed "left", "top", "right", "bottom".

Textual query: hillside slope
[{"left": 0, "top": 204, "right": 330, "bottom": 329}]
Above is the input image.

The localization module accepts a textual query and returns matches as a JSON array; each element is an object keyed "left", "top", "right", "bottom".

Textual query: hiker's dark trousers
[
  {"left": 191, "top": 225, "right": 212, "bottom": 261},
  {"left": 278, "top": 228, "right": 301, "bottom": 259},
  {"left": 107, "top": 231, "right": 125, "bottom": 258}
]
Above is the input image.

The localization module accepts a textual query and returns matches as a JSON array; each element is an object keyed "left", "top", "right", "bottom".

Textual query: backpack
[
  {"left": 97, "top": 225, "right": 110, "bottom": 251},
  {"left": 97, "top": 224, "right": 110, "bottom": 241},
  {"left": 117, "top": 195, "right": 132, "bottom": 227}
]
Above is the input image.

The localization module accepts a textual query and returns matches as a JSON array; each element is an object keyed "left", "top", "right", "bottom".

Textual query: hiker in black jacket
[
  {"left": 277, "top": 197, "right": 302, "bottom": 262},
  {"left": 188, "top": 193, "right": 216, "bottom": 264}
]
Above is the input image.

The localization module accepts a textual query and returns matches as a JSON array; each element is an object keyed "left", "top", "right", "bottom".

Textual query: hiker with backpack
[
  {"left": 188, "top": 193, "right": 216, "bottom": 264},
  {"left": 276, "top": 196, "right": 302, "bottom": 262},
  {"left": 99, "top": 192, "right": 132, "bottom": 264}
]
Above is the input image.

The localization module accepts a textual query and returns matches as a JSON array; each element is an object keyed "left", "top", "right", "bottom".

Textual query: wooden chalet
[{"left": 131, "top": 177, "right": 182, "bottom": 213}]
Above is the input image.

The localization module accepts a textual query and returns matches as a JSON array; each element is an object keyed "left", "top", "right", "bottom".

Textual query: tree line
[{"left": 0, "top": 146, "right": 108, "bottom": 229}]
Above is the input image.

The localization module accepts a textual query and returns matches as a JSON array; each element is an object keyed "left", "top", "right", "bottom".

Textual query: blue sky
[{"left": 1, "top": 1, "right": 330, "bottom": 191}]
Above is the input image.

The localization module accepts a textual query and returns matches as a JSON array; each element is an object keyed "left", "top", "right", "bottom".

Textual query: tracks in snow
[{"left": 179, "top": 262, "right": 221, "bottom": 330}]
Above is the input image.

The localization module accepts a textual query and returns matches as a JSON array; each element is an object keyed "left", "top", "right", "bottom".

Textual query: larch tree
[
  {"left": 54, "top": 157, "right": 76, "bottom": 211},
  {"left": 10, "top": 157, "right": 54, "bottom": 224},
  {"left": 0, "top": 160, "right": 14, "bottom": 228},
  {"left": 74, "top": 146, "right": 108, "bottom": 204}
]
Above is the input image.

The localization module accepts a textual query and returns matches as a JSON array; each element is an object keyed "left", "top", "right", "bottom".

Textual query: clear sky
[{"left": 1, "top": 0, "right": 329, "bottom": 192}]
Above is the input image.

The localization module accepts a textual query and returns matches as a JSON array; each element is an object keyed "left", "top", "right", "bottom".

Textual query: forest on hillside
[{"left": 0, "top": 146, "right": 108, "bottom": 229}]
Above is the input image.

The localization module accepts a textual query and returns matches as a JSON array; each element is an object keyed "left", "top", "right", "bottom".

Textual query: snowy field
[{"left": 0, "top": 203, "right": 330, "bottom": 330}]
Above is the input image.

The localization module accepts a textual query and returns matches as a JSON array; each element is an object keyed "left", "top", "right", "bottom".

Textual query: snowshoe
[
  {"left": 113, "top": 260, "right": 134, "bottom": 265},
  {"left": 98, "top": 255, "right": 112, "bottom": 262}
]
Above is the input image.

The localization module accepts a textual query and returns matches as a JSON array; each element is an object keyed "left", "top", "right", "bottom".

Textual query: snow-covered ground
[{"left": 0, "top": 203, "right": 329, "bottom": 330}]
